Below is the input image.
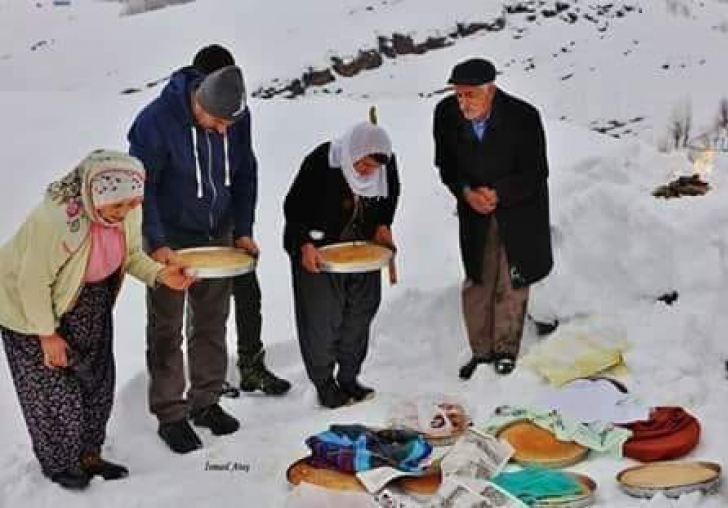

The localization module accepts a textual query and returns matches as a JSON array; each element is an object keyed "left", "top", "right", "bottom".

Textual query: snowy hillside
[{"left": 1, "top": 0, "right": 727, "bottom": 507}]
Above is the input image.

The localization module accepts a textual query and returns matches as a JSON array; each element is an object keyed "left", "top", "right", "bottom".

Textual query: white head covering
[
  {"left": 89, "top": 169, "right": 144, "bottom": 209},
  {"left": 328, "top": 122, "right": 392, "bottom": 198},
  {"left": 85, "top": 159, "right": 144, "bottom": 227},
  {"left": 46, "top": 150, "right": 145, "bottom": 250}
]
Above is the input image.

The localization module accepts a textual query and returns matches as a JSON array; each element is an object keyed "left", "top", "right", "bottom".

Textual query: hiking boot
[
  {"left": 459, "top": 355, "right": 493, "bottom": 380},
  {"left": 191, "top": 403, "right": 240, "bottom": 436},
  {"left": 158, "top": 419, "right": 202, "bottom": 454},
  {"left": 239, "top": 351, "right": 291, "bottom": 396},
  {"left": 316, "top": 379, "right": 351, "bottom": 409},
  {"left": 48, "top": 467, "right": 91, "bottom": 490},
  {"left": 80, "top": 453, "right": 129, "bottom": 480},
  {"left": 337, "top": 378, "right": 375, "bottom": 402},
  {"left": 219, "top": 380, "right": 241, "bottom": 399}
]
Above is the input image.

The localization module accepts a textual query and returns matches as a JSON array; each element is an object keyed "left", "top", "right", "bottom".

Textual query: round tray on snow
[
  {"left": 318, "top": 242, "right": 393, "bottom": 273},
  {"left": 286, "top": 457, "right": 442, "bottom": 494},
  {"left": 175, "top": 246, "right": 256, "bottom": 279},
  {"left": 617, "top": 461, "right": 722, "bottom": 499},
  {"left": 286, "top": 457, "right": 365, "bottom": 492},
  {"left": 534, "top": 473, "right": 597, "bottom": 508},
  {"left": 496, "top": 420, "right": 589, "bottom": 469}
]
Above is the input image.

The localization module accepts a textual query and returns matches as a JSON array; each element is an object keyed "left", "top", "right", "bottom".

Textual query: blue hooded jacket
[{"left": 128, "top": 66, "right": 257, "bottom": 251}]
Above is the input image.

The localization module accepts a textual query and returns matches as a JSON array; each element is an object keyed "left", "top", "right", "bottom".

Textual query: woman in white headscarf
[
  {"left": 0, "top": 149, "right": 193, "bottom": 490},
  {"left": 283, "top": 122, "right": 400, "bottom": 409}
]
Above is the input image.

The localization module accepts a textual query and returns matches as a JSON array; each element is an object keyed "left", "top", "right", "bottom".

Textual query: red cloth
[{"left": 619, "top": 407, "right": 700, "bottom": 462}]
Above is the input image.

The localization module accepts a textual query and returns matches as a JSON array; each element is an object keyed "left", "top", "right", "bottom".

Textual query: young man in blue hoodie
[
  {"left": 128, "top": 65, "right": 257, "bottom": 453},
  {"left": 191, "top": 45, "right": 291, "bottom": 400}
]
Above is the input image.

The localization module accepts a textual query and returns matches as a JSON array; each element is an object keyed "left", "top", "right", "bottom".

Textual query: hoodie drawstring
[
  {"left": 223, "top": 134, "right": 231, "bottom": 187},
  {"left": 191, "top": 127, "right": 203, "bottom": 199},
  {"left": 191, "top": 127, "right": 232, "bottom": 196}
]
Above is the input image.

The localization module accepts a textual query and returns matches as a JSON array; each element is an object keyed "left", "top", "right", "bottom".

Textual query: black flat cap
[{"left": 448, "top": 58, "right": 496, "bottom": 86}]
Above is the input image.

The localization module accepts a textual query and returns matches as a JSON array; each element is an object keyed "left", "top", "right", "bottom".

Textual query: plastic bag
[{"left": 388, "top": 394, "right": 472, "bottom": 439}]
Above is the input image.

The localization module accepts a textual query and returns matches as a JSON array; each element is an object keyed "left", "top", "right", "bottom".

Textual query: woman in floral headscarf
[{"left": 0, "top": 149, "right": 193, "bottom": 490}]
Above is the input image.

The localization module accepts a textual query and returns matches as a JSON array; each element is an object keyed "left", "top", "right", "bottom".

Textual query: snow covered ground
[{"left": 0, "top": 0, "right": 727, "bottom": 506}]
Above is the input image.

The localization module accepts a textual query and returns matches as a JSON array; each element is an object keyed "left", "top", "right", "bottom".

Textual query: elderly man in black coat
[{"left": 433, "top": 58, "right": 553, "bottom": 378}]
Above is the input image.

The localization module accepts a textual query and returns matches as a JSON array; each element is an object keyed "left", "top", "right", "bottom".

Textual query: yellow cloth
[{"left": 522, "top": 333, "right": 628, "bottom": 386}]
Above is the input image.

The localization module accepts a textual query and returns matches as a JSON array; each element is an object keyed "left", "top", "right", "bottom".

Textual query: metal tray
[
  {"left": 175, "top": 246, "right": 256, "bottom": 279},
  {"left": 534, "top": 473, "right": 597, "bottom": 508},
  {"left": 286, "top": 457, "right": 365, "bottom": 491},
  {"left": 319, "top": 241, "right": 393, "bottom": 274},
  {"left": 495, "top": 420, "right": 589, "bottom": 469},
  {"left": 286, "top": 456, "right": 441, "bottom": 494},
  {"left": 617, "top": 461, "right": 722, "bottom": 499}
]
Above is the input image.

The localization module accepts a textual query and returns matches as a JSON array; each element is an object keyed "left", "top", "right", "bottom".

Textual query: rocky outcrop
[
  {"left": 251, "top": 18, "right": 508, "bottom": 99},
  {"left": 251, "top": 1, "right": 642, "bottom": 100}
]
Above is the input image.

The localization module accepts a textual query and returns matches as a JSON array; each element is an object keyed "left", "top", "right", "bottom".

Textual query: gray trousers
[
  {"left": 462, "top": 219, "right": 530, "bottom": 358},
  {"left": 145, "top": 234, "right": 231, "bottom": 423},
  {"left": 291, "top": 262, "right": 381, "bottom": 387}
]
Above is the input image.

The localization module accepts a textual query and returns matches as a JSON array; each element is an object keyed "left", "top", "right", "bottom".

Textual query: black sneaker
[
  {"left": 80, "top": 453, "right": 129, "bottom": 480},
  {"left": 191, "top": 404, "right": 240, "bottom": 436},
  {"left": 48, "top": 467, "right": 91, "bottom": 490},
  {"left": 239, "top": 352, "right": 292, "bottom": 396},
  {"left": 158, "top": 419, "right": 203, "bottom": 454},
  {"left": 459, "top": 355, "right": 493, "bottom": 380},
  {"left": 337, "top": 378, "right": 375, "bottom": 402},
  {"left": 533, "top": 318, "right": 559, "bottom": 336},
  {"left": 316, "top": 380, "right": 351, "bottom": 409}
]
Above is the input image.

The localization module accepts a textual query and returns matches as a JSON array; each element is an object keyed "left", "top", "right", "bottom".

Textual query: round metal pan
[
  {"left": 534, "top": 473, "right": 597, "bottom": 508},
  {"left": 175, "top": 246, "right": 256, "bottom": 279},
  {"left": 318, "top": 241, "right": 393, "bottom": 274},
  {"left": 286, "top": 457, "right": 365, "bottom": 492},
  {"left": 495, "top": 420, "right": 589, "bottom": 469},
  {"left": 286, "top": 456, "right": 442, "bottom": 495},
  {"left": 617, "top": 461, "right": 722, "bottom": 499}
]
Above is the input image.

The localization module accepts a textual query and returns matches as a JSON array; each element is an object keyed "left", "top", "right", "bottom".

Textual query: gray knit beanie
[{"left": 196, "top": 65, "right": 247, "bottom": 121}]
